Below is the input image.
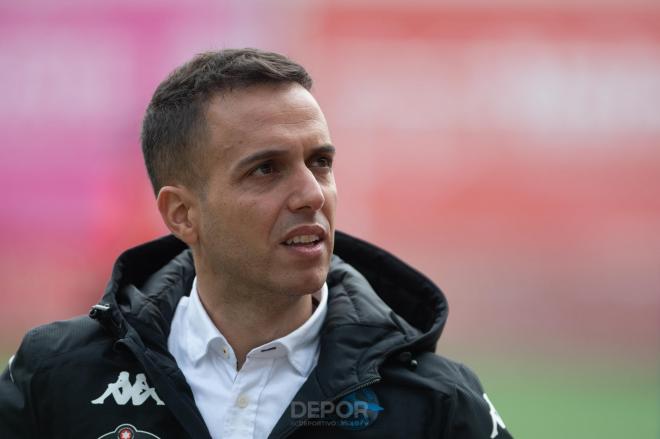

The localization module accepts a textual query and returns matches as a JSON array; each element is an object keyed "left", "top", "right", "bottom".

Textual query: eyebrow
[
  {"left": 311, "top": 144, "right": 336, "bottom": 157},
  {"left": 235, "top": 144, "right": 336, "bottom": 171}
]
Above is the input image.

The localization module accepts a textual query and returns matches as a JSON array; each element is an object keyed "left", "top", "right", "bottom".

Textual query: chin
[{"left": 285, "top": 268, "right": 328, "bottom": 296}]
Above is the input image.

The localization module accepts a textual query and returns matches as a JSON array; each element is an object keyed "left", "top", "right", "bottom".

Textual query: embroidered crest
[
  {"left": 91, "top": 371, "right": 165, "bottom": 406},
  {"left": 96, "top": 423, "right": 161, "bottom": 439}
]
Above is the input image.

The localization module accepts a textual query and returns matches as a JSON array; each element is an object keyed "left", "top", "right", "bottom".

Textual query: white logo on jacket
[
  {"left": 483, "top": 393, "right": 506, "bottom": 438},
  {"left": 91, "top": 371, "right": 165, "bottom": 406}
]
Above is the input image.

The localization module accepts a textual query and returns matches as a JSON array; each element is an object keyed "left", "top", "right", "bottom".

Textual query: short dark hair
[{"left": 140, "top": 48, "right": 313, "bottom": 196}]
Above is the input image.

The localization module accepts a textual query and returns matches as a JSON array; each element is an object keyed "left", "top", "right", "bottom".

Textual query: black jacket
[{"left": 0, "top": 231, "right": 512, "bottom": 438}]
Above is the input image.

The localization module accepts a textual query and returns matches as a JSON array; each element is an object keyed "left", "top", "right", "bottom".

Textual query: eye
[
  {"left": 251, "top": 161, "right": 276, "bottom": 176},
  {"left": 310, "top": 155, "right": 333, "bottom": 169}
]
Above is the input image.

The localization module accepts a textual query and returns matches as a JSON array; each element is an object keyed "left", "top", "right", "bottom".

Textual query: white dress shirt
[{"left": 167, "top": 278, "right": 328, "bottom": 439}]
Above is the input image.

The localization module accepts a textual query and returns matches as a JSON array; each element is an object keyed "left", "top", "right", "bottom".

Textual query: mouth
[
  {"left": 279, "top": 225, "right": 327, "bottom": 256},
  {"left": 282, "top": 234, "right": 323, "bottom": 247}
]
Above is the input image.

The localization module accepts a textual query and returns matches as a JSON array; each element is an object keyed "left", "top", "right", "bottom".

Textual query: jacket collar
[{"left": 97, "top": 230, "right": 447, "bottom": 357}]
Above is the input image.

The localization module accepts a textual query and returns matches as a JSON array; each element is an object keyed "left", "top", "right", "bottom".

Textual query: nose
[{"left": 287, "top": 166, "right": 325, "bottom": 212}]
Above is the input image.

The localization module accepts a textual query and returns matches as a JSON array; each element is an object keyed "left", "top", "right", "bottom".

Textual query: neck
[{"left": 195, "top": 271, "right": 314, "bottom": 370}]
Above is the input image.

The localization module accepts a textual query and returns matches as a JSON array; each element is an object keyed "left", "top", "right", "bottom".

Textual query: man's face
[{"left": 194, "top": 83, "right": 336, "bottom": 297}]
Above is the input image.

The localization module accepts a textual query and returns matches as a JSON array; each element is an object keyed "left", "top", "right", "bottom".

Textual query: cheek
[
  {"left": 323, "top": 186, "right": 338, "bottom": 221},
  {"left": 238, "top": 197, "right": 281, "bottom": 234}
]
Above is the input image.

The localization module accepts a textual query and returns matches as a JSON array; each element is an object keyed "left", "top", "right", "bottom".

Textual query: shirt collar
[
  {"left": 249, "top": 283, "right": 327, "bottom": 376},
  {"left": 185, "top": 277, "right": 231, "bottom": 365},
  {"left": 184, "top": 277, "right": 328, "bottom": 376}
]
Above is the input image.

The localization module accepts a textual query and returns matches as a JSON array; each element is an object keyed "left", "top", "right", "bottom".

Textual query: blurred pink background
[{"left": 1, "top": 1, "right": 659, "bottom": 370}]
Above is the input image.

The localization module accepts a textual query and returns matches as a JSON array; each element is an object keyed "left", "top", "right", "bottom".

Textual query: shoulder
[
  {"left": 380, "top": 352, "right": 513, "bottom": 438},
  {"left": 2, "top": 315, "right": 113, "bottom": 429},
  {"left": 11, "top": 315, "right": 110, "bottom": 376},
  {"left": 382, "top": 351, "right": 484, "bottom": 395}
]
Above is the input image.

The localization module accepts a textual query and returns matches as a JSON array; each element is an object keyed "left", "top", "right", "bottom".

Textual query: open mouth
[{"left": 282, "top": 234, "right": 322, "bottom": 247}]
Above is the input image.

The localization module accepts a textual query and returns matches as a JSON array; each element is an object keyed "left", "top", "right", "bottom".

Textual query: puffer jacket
[{"left": 0, "top": 231, "right": 513, "bottom": 438}]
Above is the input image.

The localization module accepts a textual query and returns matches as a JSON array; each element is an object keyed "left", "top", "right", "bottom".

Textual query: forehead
[{"left": 204, "top": 83, "right": 330, "bottom": 157}]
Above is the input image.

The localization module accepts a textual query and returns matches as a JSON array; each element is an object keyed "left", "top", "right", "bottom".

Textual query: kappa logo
[
  {"left": 91, "top": 371, "right": 165, "bottom": 406},
  {"left": 483, "top": 393, "right": 506, "bottom": 438},
  {"left": 96, "top": 423, "right": 161, "bottom": 439}
]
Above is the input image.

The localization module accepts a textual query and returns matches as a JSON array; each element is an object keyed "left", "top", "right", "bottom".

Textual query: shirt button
[
  {"left": 222, "top": 346, "right": 229, "bottom": 359},
  {"left": 237, "top": 394, "right": 249, "bottom": 409}
]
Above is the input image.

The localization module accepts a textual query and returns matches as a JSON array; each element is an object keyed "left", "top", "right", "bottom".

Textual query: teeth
[{"left": 285, "top": 234, "right": 320, "bottom": 245}]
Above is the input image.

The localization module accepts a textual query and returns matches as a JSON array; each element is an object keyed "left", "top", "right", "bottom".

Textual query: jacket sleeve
[
  {"left": 444, "top": 364, "right": 514, "bottom": 439},
  {"left": 0, "top": 336, "right": 39, "bottom": 438}
]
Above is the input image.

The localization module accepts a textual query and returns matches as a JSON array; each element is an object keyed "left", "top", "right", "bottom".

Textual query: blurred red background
[{"left": 1, "top": 1, "right": 658, "bottom": 370}]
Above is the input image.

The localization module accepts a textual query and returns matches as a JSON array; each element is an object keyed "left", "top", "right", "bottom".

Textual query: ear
[{"left": 156, "top": 186, "right": 199, "bottom": 246}]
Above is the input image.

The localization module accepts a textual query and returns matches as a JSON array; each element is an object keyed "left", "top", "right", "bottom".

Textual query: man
[{"left": 0, "top": 48, "right": 512, "bottom": 438}]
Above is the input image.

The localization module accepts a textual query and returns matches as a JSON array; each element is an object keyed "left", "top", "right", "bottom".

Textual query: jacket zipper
[
  {"left": 331, "top": 377, "right": 381, "bottom": 402},
  {"left": 271, "top": 377, "right": 381, "bottom": 439}
]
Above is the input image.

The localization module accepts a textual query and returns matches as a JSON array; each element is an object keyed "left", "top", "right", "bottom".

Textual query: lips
[
  {"left": 284, "top": 234, "right": 321, "bottom": 245},
  {"left": 280, "top": 224, "right": 327, "bottom": 246}
]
